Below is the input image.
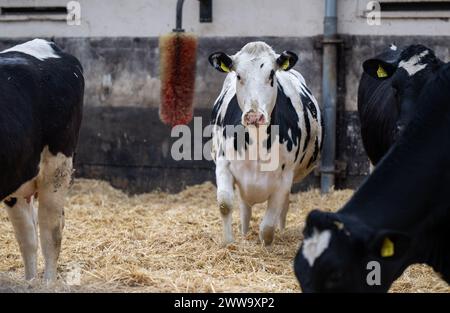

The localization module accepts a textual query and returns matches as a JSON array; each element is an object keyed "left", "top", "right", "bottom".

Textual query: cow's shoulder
[
  {"left": 276, "top": 70, "right": 305, "bottom": 99},
  {"left": 277, "top": 70, "right": 318, "bottom": 108}
]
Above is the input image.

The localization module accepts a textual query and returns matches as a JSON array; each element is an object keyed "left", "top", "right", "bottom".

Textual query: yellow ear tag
[
  {"left": 220, "top": 61, "right": 230, "bottom": 73},
  {"left": 281, "top": 59, "right": 290, "bottom": 70},
  {"left": 377, "top": 65, "right": 388, "bottom": 78},
  {"left": 381, "top": 237, "right": 394, "bottom": 257}
]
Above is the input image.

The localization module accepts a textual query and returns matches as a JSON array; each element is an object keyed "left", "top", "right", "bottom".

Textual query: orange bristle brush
[{"left": 159, "top": 0, "right": 198, "bottom": 126}]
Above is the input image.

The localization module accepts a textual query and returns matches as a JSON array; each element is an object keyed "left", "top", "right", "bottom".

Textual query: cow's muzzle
[{"left": 242, "top": 110, "right": 267, "bottom": 127}]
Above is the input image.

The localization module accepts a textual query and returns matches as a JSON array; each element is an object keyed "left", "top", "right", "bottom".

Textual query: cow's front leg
[
  {"left": 37, "top": 152, "right": 72, "bottom": 282},
  {"left": 216, "top": 159, "right": 235, "bottom": 244},
  {"left": 5, "top": 197, "right": 38, "bottom": 280},
  {"left": 260, "top": 173, "right": 293, "bottom": 246}
]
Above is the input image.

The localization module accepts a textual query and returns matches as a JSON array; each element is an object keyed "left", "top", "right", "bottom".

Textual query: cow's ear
[
  {"left": 363, "top": 59, "right": 397, "bottom": 80},
  {"left": 209, "top": 52, "right": 233, "bottom": 73},
  {"left": 305, "top": 209, "right": 342, "bottom": 234},
  {"left": 277, "top": 51, "right": 298, "bottom": 71},
  {"left": 369, "top": 230, "right": 411, "bottom": 260}
]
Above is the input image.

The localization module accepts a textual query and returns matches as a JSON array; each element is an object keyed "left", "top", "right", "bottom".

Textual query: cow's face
[
  {"left": 209, "top": 43, "right": 298, "bottom": 127},
  {"left": 363, "top": 45, "right": 443, "bottom": 137},
  {"left": 294, "top": 210, "right": 411, "bottom": 293}
]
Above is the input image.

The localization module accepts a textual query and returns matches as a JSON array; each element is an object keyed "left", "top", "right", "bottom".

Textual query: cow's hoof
[
  {"left": 26, "top": 277, "right": 39, "bottom": 289},
  {"left": 221, "top": 240, "right": 234, "bottom": 248},
  {"left": 221, "top": 236, "right": 234, "bottom": 247},
  {"left": 43, "top": 278, "right": 57, "bottom": 288},
  {"left": 42, "top": 270, "right": 58, "bottom": 286},
  {"left": 260, "top": 226, "right": 275, "bottom": 246}
]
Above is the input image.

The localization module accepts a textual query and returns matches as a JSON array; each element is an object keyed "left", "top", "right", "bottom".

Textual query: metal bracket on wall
[
  {"left": 314, "top": 160, "right": 347, "bottom": 178},
  {"left": 313, "top": 36, "right": 350, "bottom": 50},
  {"left": 199, "top": 0, "right": 212, "bottom": 23}
]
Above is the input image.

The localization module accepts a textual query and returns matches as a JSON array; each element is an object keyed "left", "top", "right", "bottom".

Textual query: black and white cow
[
  {"left": 358, "top": 44, "right": 444, "bottom": 165},
  {"left": 209, "top": 42, "right": 322, "bottom": 245},
  {"left": 0, "top": 39, "right": 84, "bottom": 281},
  {"left": 294, "top": 62, "right": 450, "bottom": 292}
]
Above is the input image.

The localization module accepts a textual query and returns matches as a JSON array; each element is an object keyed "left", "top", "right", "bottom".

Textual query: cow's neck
[{"left": 412, "top": 214, "right": 450, "bottom": 283}]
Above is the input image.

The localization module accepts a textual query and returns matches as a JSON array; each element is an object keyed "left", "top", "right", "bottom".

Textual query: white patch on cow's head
[
  {"left": 390, "top": 44, "right": 398, "bottom": 51},
  {"left": 232, "top": 42, "right": 279, "bottom": 126},
  {"left": 398, "top": 50, "right": 430, "bottom": 76},
  {"left": 1, "top": 38, "right": 60, "bottom": 61},
  {"left": 302, "top": 228, "right": 332, "bottom": 266}
]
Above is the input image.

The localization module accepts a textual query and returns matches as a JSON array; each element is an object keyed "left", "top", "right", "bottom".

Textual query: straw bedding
[{"left": 0, "top": 179, "right": 448, "bottom": 293}]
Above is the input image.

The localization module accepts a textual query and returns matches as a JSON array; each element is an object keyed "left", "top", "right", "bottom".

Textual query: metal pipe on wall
[
  {"left": 174, "top": 0, "right": 186, "bottom": 31},
  {"left": 320, "top": 0, "right": 338, "bottom": 193}
]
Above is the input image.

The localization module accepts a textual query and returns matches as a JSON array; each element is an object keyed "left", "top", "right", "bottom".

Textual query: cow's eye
[{"left": 236, "top": 74, "right": 241, "bottom": 81}]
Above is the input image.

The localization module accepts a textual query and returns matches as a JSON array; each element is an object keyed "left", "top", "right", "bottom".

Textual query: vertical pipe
[
  {"left": 174, "top": 0, "right": 186, "bottom": 32},
  {"left": 320, "top": 0, "right": 338, "bottom": 193}
]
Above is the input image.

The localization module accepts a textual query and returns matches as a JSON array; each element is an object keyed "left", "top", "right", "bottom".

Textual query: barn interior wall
[
  {"left": 0, "top": 0, "right": 449, "bottom": 193},
  {"left": 2, "top": 34, "right": 448, "bottom": 193}
]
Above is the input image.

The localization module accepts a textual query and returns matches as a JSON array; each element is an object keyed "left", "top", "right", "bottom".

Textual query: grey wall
[{"left": 3, "top": 34, "right": 448, "bottom": 192}]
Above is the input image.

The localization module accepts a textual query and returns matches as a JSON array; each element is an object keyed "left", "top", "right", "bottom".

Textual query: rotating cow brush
[{"left": 159, "top": 0, "right": 198, "bottom": 126}]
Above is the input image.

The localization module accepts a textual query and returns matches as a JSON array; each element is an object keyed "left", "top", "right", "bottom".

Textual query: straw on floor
[{"left": 0, "top": 179, "right": 448, "bottom": 293}]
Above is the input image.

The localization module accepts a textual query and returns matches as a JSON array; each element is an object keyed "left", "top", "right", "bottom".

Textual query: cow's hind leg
[
  {"left": 278, "top": 194, "right": 289, "bottom": 231},
  {"left": 216, "top": 159, "right": 235, "bottom": 244},
  {"left": 37, "top": 148, "right": 72, "bottom": 282},
  {"left": 5, "top": 197, "right": 38, "bottom": 280},
  {"left": 238, "top": 194, "right": 252, "bottom": 235}
]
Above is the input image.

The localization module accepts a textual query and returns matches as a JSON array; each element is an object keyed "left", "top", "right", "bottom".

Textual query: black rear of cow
[
  {"left": 358, "top": 44, "right": 444, "bottom": 165},
  {"left": 0, "top": 43, "right": 84, "bottom": 200},
  {"left": 358, "top": 72, "right": 398, "bottom": 165},
  {"left": 0, "top": 39, "right": 84, "bottom": 281}
]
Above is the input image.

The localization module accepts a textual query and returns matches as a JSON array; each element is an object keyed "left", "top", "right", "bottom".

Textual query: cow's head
[
  {"left": 209, "top": 42, "right": 298, "bottom": 127},
  {"left": 294, "top": 210, "right": 411, "bottom": 293},
  {"left": 363, "top": 44, "right": 443, "bottom": 137}
]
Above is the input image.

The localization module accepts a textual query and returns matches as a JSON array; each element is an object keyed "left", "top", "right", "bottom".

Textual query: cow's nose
[{"left": 243, "top": 110, "right": 266, "bottom": 126}]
